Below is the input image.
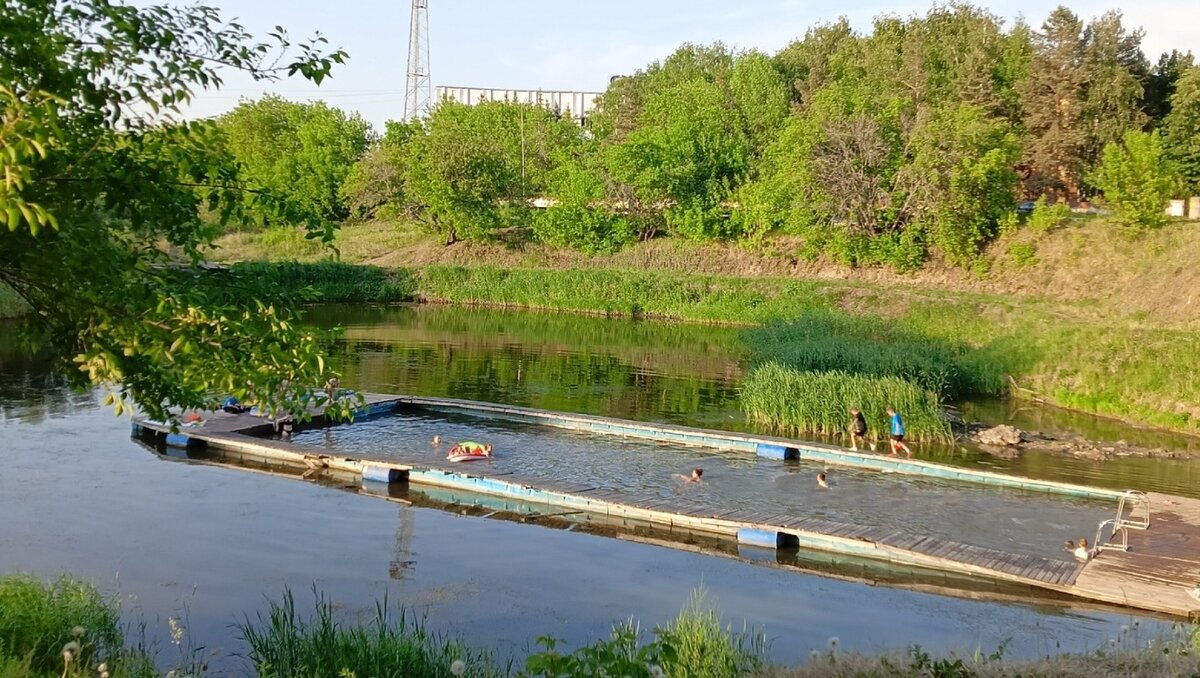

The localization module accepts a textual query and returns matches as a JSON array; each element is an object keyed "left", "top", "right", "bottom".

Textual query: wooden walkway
[
  {"left": 1070, "top": 493, "right": 1200, "bottom": 617},
  {"left": 132, "top": 395, "right": 1200, "bottom": 619}
]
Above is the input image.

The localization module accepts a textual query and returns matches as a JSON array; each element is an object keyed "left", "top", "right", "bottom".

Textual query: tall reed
[{"left": 740, "top": 362, "right": 951, "bottom": 442}]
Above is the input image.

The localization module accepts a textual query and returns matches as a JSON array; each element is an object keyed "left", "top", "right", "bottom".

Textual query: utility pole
[{"left": 403, "top": 0, "right": 432, "bottom": 121}]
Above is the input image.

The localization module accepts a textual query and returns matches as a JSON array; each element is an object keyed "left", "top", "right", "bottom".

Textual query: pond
[
  {"left": 290, "top": 408, "right": 1110, "bottom": 562},
  {"left": 0, "top": 310, "right": 1187, "bottom": 671},
  {"left": 314, "top": 304, "right": 1200, "bottom": 497}
]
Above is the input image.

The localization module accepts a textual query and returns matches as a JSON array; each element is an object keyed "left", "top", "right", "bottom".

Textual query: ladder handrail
[
  {"left": 1115, "top": 490, "right": 1150, "bottom": 530},
  {"left": 1097, "top": 490, "right": 1150, "bottom": 553}
]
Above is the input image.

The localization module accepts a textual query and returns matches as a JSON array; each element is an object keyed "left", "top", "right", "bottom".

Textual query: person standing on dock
[
  {"left": 848, "top": 408, "right": 873, "bottom": 451},
  {"left": 886, "top": 408, "right": 912, "bottom": 458}
]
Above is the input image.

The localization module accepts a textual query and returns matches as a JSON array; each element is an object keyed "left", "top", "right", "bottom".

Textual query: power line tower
[{"left": 404, "top": 0, "right": 432, "bottom": 120}]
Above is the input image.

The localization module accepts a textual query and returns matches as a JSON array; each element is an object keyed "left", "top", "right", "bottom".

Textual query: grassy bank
[
  {"left": 225, "top": 258, "right": 1200, "bottom": 437},
  {"left": 4, "top": 574, "right": 1199, "bottom": 677}
]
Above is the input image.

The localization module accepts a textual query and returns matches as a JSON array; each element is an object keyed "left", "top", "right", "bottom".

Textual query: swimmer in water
[
  {"left": 817, "top": 472, "right": 830, "bottom": 489},
  {"left": 676, "top": 468, "right": 703, "bottom": 483},
  {"left": 1073, "top": 537, "right": 1093, "bottom": 561},
  {"left": 432, "top": 435, "right": 441, "bottom": 446}
]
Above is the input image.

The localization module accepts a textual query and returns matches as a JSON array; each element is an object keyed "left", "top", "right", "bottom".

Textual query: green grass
[
  {"left": 0, "top": 575, "right": 154, "bottom": 678},
  {"left": 191, "top": 260, "right": 1200, "bottom": 436},
  {"left": 415, "top": 265, "right": 840, "bottom": 323},
  {"left": 227, "top": 260, "right": 415, "bottom": 304},
  {"left": 3, "top": 574, "right": 1199, "bottom": 677},
  {"left": 744, "top": 312, "right": 1006, "bottom": 399},
  {"left": 741, "top": 362, "right": 952, "bottom": 442},
  {"left": 237, "top": 588, "right": 501, "bottom": 678}
]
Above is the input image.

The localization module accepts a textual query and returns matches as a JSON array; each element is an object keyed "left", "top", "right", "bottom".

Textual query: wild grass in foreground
[
  {"left": 741, "top": 362, "right": 952, "bottom": 442},
  {"left": 0, "top": 574, "right": 155, "bottom": 678},
  {"left": 525, "top": 590, "right": 766, "bottom": 678},
  {"left": 237, "top": 587, "right": 501, "bottom": 678},
  {"left": 767, "top": 622, "right": 1200, "bottom": 677},
  {"left": 236, "top": 587, "right": 764, "bottom": 678}
]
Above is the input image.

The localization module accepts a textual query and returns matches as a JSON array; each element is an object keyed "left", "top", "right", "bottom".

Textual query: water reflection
[
  {"left": 310, "top": 304, "right": 1200, "bottom": 498},
  {"left": 291, "top": 409, "right": 1110, "bottom": 561}
]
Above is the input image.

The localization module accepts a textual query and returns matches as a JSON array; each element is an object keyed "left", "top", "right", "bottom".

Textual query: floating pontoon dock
[{"left": 132, "top": 393, "right": 1200, "bottom": 619}]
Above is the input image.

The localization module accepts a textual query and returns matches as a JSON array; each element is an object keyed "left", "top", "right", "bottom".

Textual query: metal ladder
[{"left": 1094, "top": 490, "right": 1150, "bottom": 552}]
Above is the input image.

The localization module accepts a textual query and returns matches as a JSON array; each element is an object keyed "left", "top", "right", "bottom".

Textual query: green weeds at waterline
[
  {"left": 224, "top": 262, "right": 1200, "bottom": 436},
  {"left": 238, "top": 588, "right": 498, "bottom": 678},
  {"left": 3, "top": 574, "right": 1200, "bottom": 677},
  {"left": 0, "top": 575, "right": 155, "bottom": 678},
  {"left": 742, "top": 363, "right": 952, "bottom": 442}
]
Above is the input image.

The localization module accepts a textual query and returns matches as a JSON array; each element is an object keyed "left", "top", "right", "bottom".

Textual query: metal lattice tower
[{"left": 403, "top": 0, "right": 432, "bottom": 120}]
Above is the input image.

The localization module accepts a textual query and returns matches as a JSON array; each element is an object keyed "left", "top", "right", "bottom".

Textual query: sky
[{"left": 177, "top": 0, "right": 1200, "bottom": 129}]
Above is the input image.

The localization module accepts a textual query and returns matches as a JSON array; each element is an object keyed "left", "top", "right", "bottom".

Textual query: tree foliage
[
  {"left": 1089, "top": 130, "right": 1178, "bottom": 229},
  {"left": 739, "top": 5, "right": 1022, "bottom": 267},
  {"left": 219, "top": 95, "right": 373, "bottom": 225},
  {"left": 1019, "top": 7, "right": 1147, "bottom": 200},
  {"left": 340, "top": 120, "right": 418, "bottom": 221},
  {"left": 330, "top": 4, "right": 1172, "bottom": 268},
  {"left": 0, "top": 0, "right": 354, "bottom": 421},
  {"left": 1164, "top": 65, "right": 1200, "bottom": 193},
  {"left": 401, "top": 100, "right": 578, "bottom": 244}
]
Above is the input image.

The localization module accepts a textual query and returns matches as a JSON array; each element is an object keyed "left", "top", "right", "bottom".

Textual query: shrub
[
  {"left": 1006, "top": 242, "right": 1038, "bottom": 268},
  {"left": 227, "top": 261, "right": 416, "bottom": 304},
  {"left": 1089, "top": 130, "right": 1180, "bottom": 230},
  {"left": 525, "top": 591, "right": 764, "bottom": 678},
  {"left": 1026, "top": 196, "right": 1071, "bottom": 233}
]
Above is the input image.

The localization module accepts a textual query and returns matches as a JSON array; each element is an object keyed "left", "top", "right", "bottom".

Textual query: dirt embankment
[{"left": 291, "top": 219, "right": 1200, "bottom": 325}]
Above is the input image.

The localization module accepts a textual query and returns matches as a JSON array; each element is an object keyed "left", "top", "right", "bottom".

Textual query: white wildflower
[
  {"left": 809, "top": 649, "right": 821, "bottom": 663},
  {"left": 827, "top": 636, "right": 840, "bottom": 650},
  {"left": 169, "top": 617, "right": 184, "bottom": 646},
  {"left": 71, "top": 626, "right": 86, "bottom": 639},
  {"left": 649, "top": 666, "right": 664, "bottom": 678},
  {"left": 450, "top": 659, "right": 465, "bottom": 676}
]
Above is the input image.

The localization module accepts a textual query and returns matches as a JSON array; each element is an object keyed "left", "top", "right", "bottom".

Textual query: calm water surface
[
  {"left": 0, "top": 310, "right": 1190, "bottom": 670},
  {"left": 291, "top": 410, "right": 1108, "bottom": 561},
  {"left": 313, "top": 304, "right": 1200, "bottom": 497}
]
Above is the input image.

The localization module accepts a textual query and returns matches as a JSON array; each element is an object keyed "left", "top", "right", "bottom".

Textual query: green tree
[
  {"left": 340, "top": 119, "right": 418, "bottom": 221},
  {"left": 594, "top": 44, "right": 789, "bottom": 241},
  {"left": 1142, "top": 50, "right": 1195, "bottom": 124},
  {"left": 1019, "top": 7, "right": 1089, "bottom": 199},
  {"left": 774, "top": 18, "right": 858, "bottom": 106},
  {"left": 0, "top": 0, "right": 353, "bottom": 422},
  {"left": 220, "top": 95, "right": 373, "bottom": 225},
  {"left": 1164, "top": 65, "right": 1200, "bottom": 192},
  {"left": 739, "top": 7, "right": 1020, "bottom": 267},
  {"left": 1089, "top": 130, "right": 1178, "bottom": 229},
  {"left": 532, "top": 148, "right": 637, "bottom": 254},
  {"left": 1019, "top": 7, "right": 1147, "bottom": 199},
  {"left": 1080, "top": 11, "right": 1148, "bottom": 173},
  {"left": 402, "top": 100, "right": 577, "bottom": 244}
]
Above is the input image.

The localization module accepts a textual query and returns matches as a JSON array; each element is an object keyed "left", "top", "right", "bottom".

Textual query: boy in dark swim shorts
[{"left": 848, "top": 407, "right": 872, "bottom": 451}]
